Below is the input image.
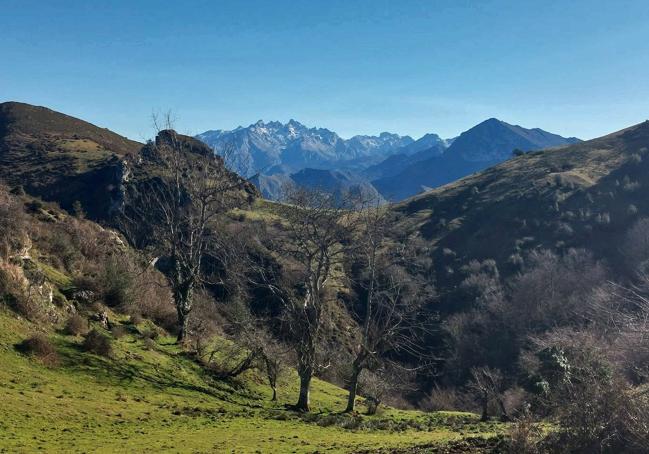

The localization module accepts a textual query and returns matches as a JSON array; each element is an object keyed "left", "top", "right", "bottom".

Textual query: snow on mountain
[{"left": 196, "top": 120, "right": 413, "bottom": 177}]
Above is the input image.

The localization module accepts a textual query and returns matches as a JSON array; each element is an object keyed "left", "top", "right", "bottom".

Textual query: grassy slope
[{"left": 0, "top": 309, "right": 505, "bottom": 453}]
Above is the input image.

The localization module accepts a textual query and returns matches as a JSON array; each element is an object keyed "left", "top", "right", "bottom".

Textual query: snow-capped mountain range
[
  {"left": 196, "top": 118, "right": 580, "bottom": 201},
  {"left": 196, "top": 119, "right": 417, "bottom": 177}
]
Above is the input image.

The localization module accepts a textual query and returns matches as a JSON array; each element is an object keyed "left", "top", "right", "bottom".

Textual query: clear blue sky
[{"left": 1, "top": 0, "right": 648, "bottom": 141}]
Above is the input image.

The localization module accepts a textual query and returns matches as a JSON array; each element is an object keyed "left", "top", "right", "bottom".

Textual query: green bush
[{"left": 101, "top": 258, "right": 133, "bottom": 308}]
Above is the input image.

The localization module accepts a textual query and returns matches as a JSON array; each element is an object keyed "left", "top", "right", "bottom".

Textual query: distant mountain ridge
[
  {"left": 196, "top": 120, "right": 414, "bottom": 177},
  {"left": 197, "top": 117, "right": 580, "bottom": 202},
  {"left": 373, "top": 118, "right": 581, "bottom": 200},
  {"left": 449, "top": 118, "right": 580, "bottom": 162}
]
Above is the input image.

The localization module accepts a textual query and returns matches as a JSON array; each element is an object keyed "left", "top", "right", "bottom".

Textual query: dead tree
[{"left": 123, "top": 113, "right": 248, "bottom": 343}]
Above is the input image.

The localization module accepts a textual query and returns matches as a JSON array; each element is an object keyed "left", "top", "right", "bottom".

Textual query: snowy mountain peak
[{"left": 196, "top": 120, "right": 415, "bottom": 177}]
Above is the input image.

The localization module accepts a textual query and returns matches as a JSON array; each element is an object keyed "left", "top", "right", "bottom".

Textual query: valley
[{"left": 1, "top": 102, "right": 648, "bottom": 453}]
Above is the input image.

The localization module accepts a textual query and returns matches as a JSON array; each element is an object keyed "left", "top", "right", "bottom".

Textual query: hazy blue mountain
[
  {"left": 362, "top": 133, "right": 447, "bottom": 180},
  {"left": 449, "top": 118, "right": 580, "bottom": 162},
  {"left": 291, "top": 168, "right": 384, "bottom": 203},
  {"left": 373, "top": 119, "right": 581, "bottom": 201},
  {"left": 248, "top": 173, "right": 295, "bottom": 200},
  {"left": 250, "top": 167, "right": 383, "bottom": 202},
  {"left": 198, "top": 118, "right": 579, "bottom": 203}
]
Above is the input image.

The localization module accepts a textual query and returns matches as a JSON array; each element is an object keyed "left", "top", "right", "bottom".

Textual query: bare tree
[
  {"left": 621, "top": 217, "right": 649, "bottom": 275},
  {"left": 358, "top": 368, "right": 389, "bottom": 415},
  {"left": 468, "top": 366, "right": 509, "bottom": 422},
  {"left": 219, "top": 298, "right": 290, "bottom": 400},
  {"left": 344, "top": 201, "right": 435, "bottom": 412},
  {"left": 122, "top": 113, "right": 250, "bottom": 343},
  {"left": 261, "top": 340, "right": 290, "bottom": 402},
  {"left": 254, "top": 187, "right": 353, "bottom": 411}
]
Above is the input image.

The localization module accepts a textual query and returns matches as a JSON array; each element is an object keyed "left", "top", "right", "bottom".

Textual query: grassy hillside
[
  {"left": 0, "top": 173, "right": 507, "bottom": 453},
  {"left": 0, "top": 101, "right": 141, "bottom": 156},
  {"left": 0, "top": 309, "right": 508, "bottom": 453}
]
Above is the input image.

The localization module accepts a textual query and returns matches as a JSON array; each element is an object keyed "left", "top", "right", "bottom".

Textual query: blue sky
[{"left": 1, "top": 0, "right": 648, "bottom": 141}]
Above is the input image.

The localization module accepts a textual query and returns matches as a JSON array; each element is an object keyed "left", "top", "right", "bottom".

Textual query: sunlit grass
[{"left": 0, "top": 309, "right": 507, "bottom": 453}]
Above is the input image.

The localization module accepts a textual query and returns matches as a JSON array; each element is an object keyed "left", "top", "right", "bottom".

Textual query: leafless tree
[
  {"left": 122, "top": 113, "right": 250, "bottom": 343},
  {"left": 261, "top": 340, "right": 290, "bottom": 402},
  {"left": 252, "top": 186, "right": 354, "bottom": 411},
  {"left": 358, "top": 368, "right": 389, "bottom": 415},
  {"left": 344, "top": 200, "right": 435, "bottom": 412},
  {"left": 468, "top": 366, "right": 509, "bottom": 422},
  {"left": 218, "top": 299, "right": 291, "bottom": 400}
]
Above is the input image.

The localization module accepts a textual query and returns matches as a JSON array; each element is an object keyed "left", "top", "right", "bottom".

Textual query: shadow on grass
[{"left": 53, "top": 335, "right": 263, "bottom": 407}]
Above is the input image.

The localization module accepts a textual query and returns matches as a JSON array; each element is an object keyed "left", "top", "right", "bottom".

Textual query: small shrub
[
  {"left": 101, "top": 258, "right": 133, "bottom": 308},
  {"left": 140, "top": 328, "right": 159, "bottom": 340},
  {"left": 17, "top": 334, "right": 59, "bottom": 366},
  {"left": 82, "top": 329, "right": 113, "bottom": 357},
  {"left": 129, "top": 313, "right": 144, "bottom": 325},
  {"left": 507, "top": 415, "right": 543, "bottom": 454},
  {"left": 623, "top": 181, "right": 641, "bottom": 192},
  {"left": 340, "top": 415, "right": 363, "bottom": 430},
  {"left": 142, "top": 337, "right": 156, "bottom": 351},
  {"left": 596, "top": 212, "right": 611, "bottom": 225},
  {"left": 110, "top": 324, "right": 128, "bottom": 339},
  {"left": 52, "top": 291, "right": 67, "bottom": 306},
  {"left": 26, "top": 199, "right": 44, "bottom": 213},
  {"left": 508, "top": 253, "right": 524, "bottom": 268},
  {"left": 0, "top": 264, "right": 45, "bottom": 321},
  {"left": 316, "top": 414, "right": 340, "bottom": 427},
  {"left": 423, "top": 385, "right": 475, "bottom": 412},
  {"left": 64, "top": 314, "right": 88, "bottom": 336},
  {"left": 442, "top": 248, "right": 456, "bottom": 257},
  {"left": 132, "top": 270, "right": 176, "bottom": 332}
]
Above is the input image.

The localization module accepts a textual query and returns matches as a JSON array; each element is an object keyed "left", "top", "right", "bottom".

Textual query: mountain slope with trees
[{"left": 2, "top": 102, "right": 649, "bottom": 452}]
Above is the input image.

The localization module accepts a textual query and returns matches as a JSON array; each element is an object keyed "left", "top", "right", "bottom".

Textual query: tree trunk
[
  {"left": 497, "top": 396, "right": 510, "bottom": 422},
  {"left": 366, "top": 398, "right": 380, "bottom": 415},
  {"left": 345, "top": 365, "right": 362, "bottom": 413},
  {"left": 173, "top": 280, "right": 193, "bottom": 344},
  {"left": 176, "top": 310, "right": 189, "bottom": 343},
  {"left": 295, "top": 371, "right": 312, "bottom": 412},
  {"left": 265, "top": 357, "right": 278, "bottom": 401},
  {"left": 480, "top": 391, "right": 489, "bottom": 422}
]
